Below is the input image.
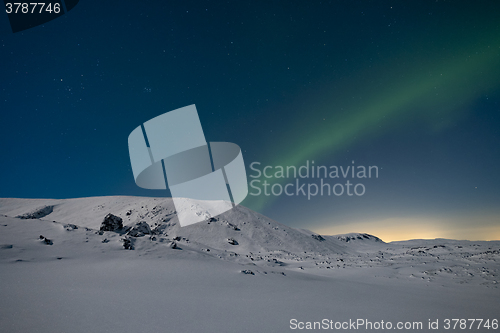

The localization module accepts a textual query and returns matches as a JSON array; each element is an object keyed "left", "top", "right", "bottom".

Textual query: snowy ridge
[
  {"left": 0, "top": 196, "right": 352, "bottom": 255},
  {"left": 0, "top": 195, "right": 498, "bottom": 285},
  {"left": 331, "top": 232, "right": 384, "bottom": 243}
]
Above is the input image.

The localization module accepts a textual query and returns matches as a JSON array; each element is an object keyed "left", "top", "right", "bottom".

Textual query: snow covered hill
[
  {"left": 0, "top": 196, "right": 357, "bottom": 255},
  {"left": 0, "top": 196, "right": 499, "bottom": 333}
]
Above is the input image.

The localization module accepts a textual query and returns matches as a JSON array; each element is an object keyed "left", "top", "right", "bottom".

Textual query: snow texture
[{"left": 0, "top": 196, "right": 498, "bottom": 333}]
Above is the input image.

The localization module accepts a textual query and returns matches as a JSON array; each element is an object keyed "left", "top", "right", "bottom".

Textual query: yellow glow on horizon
[{"left": 313, "top": 215, "right": 500, "bottom": 242}]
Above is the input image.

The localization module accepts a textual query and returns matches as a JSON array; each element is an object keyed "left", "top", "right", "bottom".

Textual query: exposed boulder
[
  {"left": 226, "top": 222, "right": 240, "bottom": 231},
  {"left": 227, "top": 238, "right": 238, "bottom": 245},
  {"left": 122, "top": 237, "right": 134, "bottom": 250},
  {"left": 126, "top": 221, "right": 151, "bottom": 237},
  {"left": 311, "top": 234, "right": 325, "bottom": 242},
  {"left": 241, "top": 270, "right": 254, "bottom": 275},
  {"left": 100, "top": 213, "right": 123, "bottom": 232},
  {"left": 39, "top": 235, "right": 53, "bottom": 245},
  {"left": 64, "top": 224, "right": 78, "bottom": 231}
]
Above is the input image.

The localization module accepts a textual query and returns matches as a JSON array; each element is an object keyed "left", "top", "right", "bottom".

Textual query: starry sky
[{"left": 1, "top": 1, "right": 499, "bottom": 241}]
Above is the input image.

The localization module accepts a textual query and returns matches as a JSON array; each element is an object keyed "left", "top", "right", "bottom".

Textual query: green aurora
[{"left": 243, "top": 35, "right": 500, "bottom": 213}]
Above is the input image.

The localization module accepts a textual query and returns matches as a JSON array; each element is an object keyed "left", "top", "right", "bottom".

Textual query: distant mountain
[{"left": 328, "top": 233, "right": 384, "bottom": 243}]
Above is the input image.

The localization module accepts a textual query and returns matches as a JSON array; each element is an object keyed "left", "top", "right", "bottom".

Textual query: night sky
[{"left": 1, "top": 1, "right": 499, "bottom": 241}]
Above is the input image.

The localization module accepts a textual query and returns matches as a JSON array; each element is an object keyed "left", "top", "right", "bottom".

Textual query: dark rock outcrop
[
  {"left": 16, "top": 205, "right": 54, "bottom": 219},
  {"left": 100, "top": 214, "right": 123, "bottom": 232},
  {"left": 39, "top": 235, "right": 53, "bottom": 245},
  {"left": 126, "top": 221, "right": 151, "bottom": 237}
]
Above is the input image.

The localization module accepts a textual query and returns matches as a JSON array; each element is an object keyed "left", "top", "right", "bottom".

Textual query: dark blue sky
[{"left": 1, "top": 1, "right": 499, "bottom": 240}]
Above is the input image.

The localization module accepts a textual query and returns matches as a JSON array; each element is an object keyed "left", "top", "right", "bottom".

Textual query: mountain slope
[{"left": 0, "top": 196, "right": 351, "bottom": 255}]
